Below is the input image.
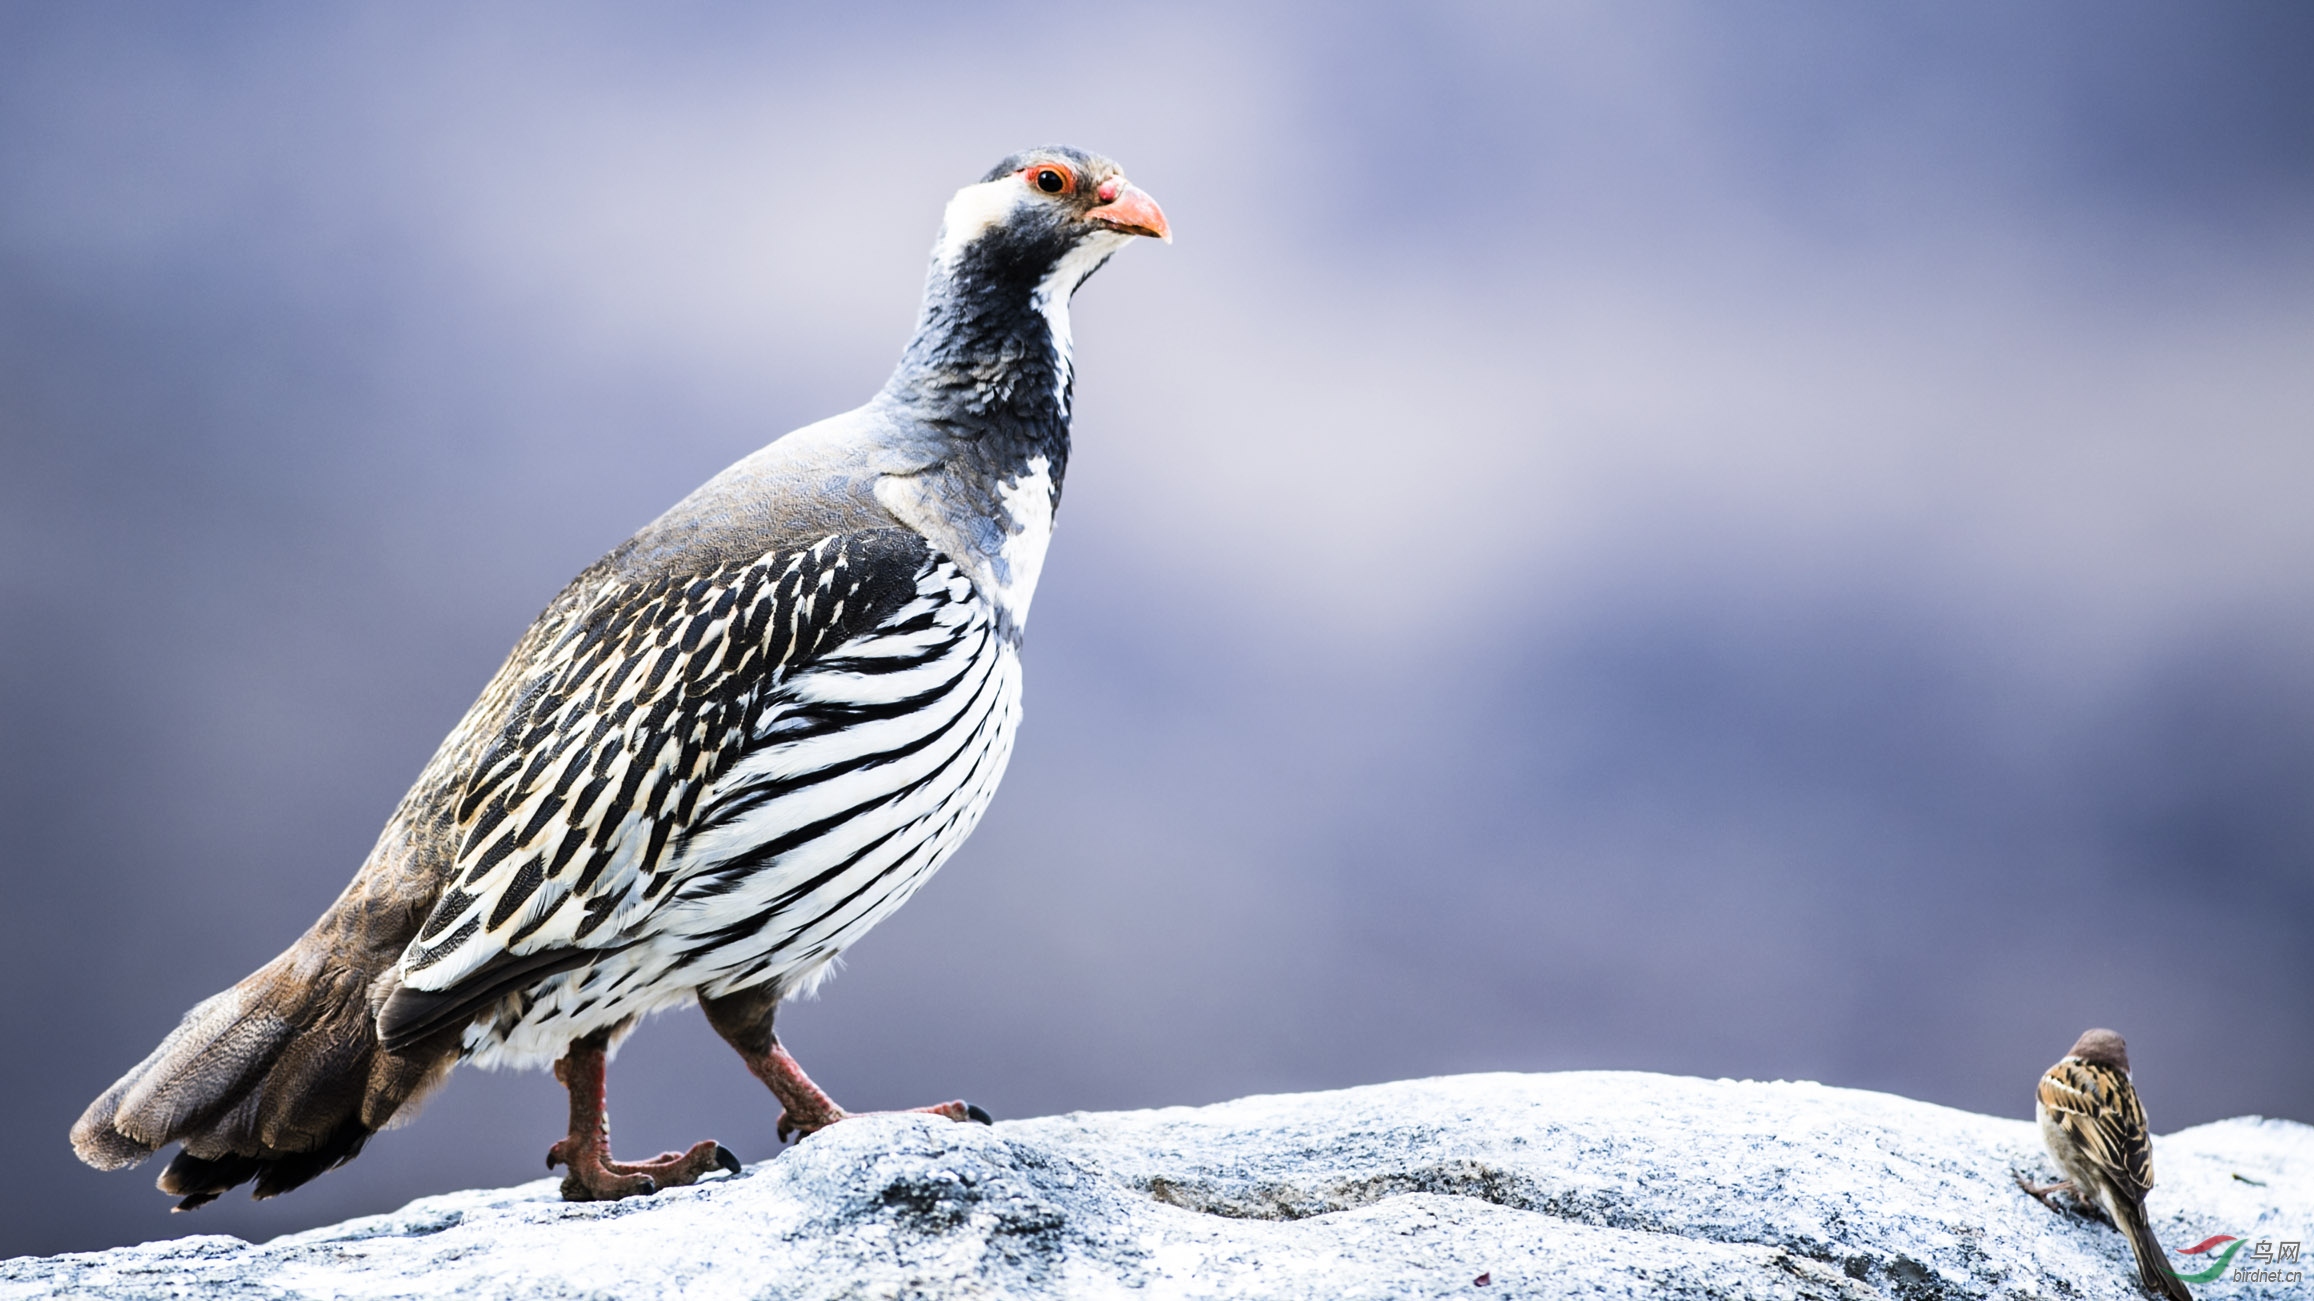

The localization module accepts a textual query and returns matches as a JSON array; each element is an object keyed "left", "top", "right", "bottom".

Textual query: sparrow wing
[
  {"left": 376, "top": 528, "right": 933, "bottom": 1050},
  {"left": 2038, "top": 1058, "right": 2156, "bottom": 1197}
]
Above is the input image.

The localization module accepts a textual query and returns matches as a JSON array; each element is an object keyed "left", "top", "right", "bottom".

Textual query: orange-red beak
[{"left": 1086, "top": 180, "right": 1171, "bottom": 243}]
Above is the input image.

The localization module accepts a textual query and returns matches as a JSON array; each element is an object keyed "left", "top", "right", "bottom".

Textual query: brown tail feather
[
  {"left": 71, "top": 940, "right": 458, "bottom": 1208},
  {"left": 2114, "top": 1197, "right": 2194, "bottom": 1301}
]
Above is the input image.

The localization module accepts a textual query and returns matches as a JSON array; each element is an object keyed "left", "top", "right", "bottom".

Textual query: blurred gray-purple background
[{"left": 5, "top": 1, "right": 2311, "bottom": 1258}]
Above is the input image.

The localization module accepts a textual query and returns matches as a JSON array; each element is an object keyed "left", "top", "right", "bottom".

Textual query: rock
[{"left": 6, "top": 1072, "right": 2306, "bottom": 1299}]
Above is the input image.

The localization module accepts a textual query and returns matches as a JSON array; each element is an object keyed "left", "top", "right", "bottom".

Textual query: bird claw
[
  {"left": 554, "top": 1138, "right": 737, "bottom": 1202},
  {"left": 912, "top": 1099, "right": 987, "bottom": 1126},
  {"left": 771, "top": 1100, "right": 988, "bottom": 1144},
  {"left": 557, "top": 1163, "right": 656, "bottom": 1202},
  {"left": 2014, "top": 1172, "right": 2079, "bottom": 1214},
  {"left": 774, "top": 1094, "right": 849, "bottom": 1143},
  {"left": 776, "top": 1106, "right": 840, "bottom": 1143}
]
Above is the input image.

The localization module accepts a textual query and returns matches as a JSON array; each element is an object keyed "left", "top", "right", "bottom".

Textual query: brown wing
[{"left": 2038, "top": 1058, "right": 2155, "bottom": 1197}]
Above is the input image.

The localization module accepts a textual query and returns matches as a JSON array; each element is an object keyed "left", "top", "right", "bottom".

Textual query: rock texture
[{"left": 8, "top": 1072, "right": 2306, "bottom": 1299}]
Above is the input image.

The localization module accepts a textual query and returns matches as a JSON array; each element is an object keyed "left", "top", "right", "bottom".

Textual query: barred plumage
[
  {"left": 382, "top": 537, "right": 1022, "bottom": 1066},
  {"left": 72, "top": 145, "right": 1169, "bottom": 1207}
]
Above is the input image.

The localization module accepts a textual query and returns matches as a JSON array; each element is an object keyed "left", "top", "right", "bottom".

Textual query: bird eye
[{"left": 1025, "top": 164, "right": 1074, "bottom": 196}]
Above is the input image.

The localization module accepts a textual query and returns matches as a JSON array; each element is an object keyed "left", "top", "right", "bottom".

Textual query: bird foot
[
  {"left": 776, "top": 1099, "right": 994, "bottom": 1143},
  {"left": 2014, "top": 1173, "right": 2080, "bottom": 1214},
  {"left": 548, "top": 1137, "right": 740, "bottom": 1202},
  {"left": 546, "top": 1030, "right": 741, "bottom": 1201},
  {"left": 719, "top": 1019, "right": 992, "bottom": 1143},
  {"left": 921, "top": 1099, "right": 997, "bottom": 1126}
]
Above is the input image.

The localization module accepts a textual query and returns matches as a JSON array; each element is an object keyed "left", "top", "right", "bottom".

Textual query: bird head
[
  {"left": 2067, "top": 1027, "right": 2131, "bottom": 1073},
  {"left": 888, "top": 147, "right": 1167, "bottom": 424},
  {"left": 931, "top": 146, "right": 1170, "bottom": 293}
]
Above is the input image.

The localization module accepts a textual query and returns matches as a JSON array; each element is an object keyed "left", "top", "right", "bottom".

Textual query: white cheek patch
[
  {"left": 935, "top": 178, "right": 1030, "bottom": 271},
  {"left": 1030, "top": 230, "right": 1128, "bottom": 412}
]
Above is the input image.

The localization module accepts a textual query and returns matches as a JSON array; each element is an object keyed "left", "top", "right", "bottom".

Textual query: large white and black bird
[{"left": 71, "top": 146, "right": 1170, "bottom": 1205}]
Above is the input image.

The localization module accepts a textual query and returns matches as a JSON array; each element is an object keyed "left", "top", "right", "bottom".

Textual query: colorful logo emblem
[
  {"left": 2175, "top": 1236, "right": 2246, "bottom": 1284},
  {"left": 2175, "top": 1234, "right": 2304, "bottom": 1284}
]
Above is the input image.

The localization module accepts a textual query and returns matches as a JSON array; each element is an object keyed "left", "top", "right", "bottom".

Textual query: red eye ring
[{"left": 1023, "top": 163, "right": 1076, "bottom": 196}]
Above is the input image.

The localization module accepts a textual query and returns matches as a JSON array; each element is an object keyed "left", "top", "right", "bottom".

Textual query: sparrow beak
[{"left": 1086, "top": 181, "right": 1171, "bottom": 243}]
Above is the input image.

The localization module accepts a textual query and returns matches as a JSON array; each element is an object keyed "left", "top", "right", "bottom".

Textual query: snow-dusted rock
[{"left": 7, "top": 1072, "right": 2306, "bottom": 1299}]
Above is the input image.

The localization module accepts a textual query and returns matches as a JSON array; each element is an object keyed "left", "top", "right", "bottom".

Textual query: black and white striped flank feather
[{"left": 378, "top": 529, "right": 1021, "bottom": 1065}]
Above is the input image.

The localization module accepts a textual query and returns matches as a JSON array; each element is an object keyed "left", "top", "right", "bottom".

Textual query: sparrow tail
[{"left": 2113, "top": 1197, "right": 2194, "bottom": 1301}]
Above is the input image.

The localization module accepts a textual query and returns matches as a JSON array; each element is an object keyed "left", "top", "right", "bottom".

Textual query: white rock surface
[{"left": 7, "top": 1072, "right": 2307, "bottom": 1299}]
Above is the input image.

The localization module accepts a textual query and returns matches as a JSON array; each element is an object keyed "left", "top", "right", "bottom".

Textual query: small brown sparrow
[{"left": 2017, "top": 1028, "right": 2193, "bottom": 1301}]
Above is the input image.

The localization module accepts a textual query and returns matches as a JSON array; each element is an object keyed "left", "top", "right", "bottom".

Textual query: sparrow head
[
  {"left": 2066, "top": 1027, "right": 2131, "bottom": 1073},
  {"left": 931, "top": 145, "right": 1171, "bottom": 291}
]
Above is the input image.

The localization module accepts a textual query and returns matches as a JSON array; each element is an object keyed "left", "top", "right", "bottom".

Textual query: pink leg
[
  {"left": 546, "top": 1030, "right": 740, "bottom": 1202},
  {"left": 2014, "top": 1172, "right": 2078, "bottom": 1213},
  {"left": 700, "top": 986, "right": 990, "bottom": 1143},
  {"left": 736, "top": 1034, "right": 984, "bottom": 1141}
]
